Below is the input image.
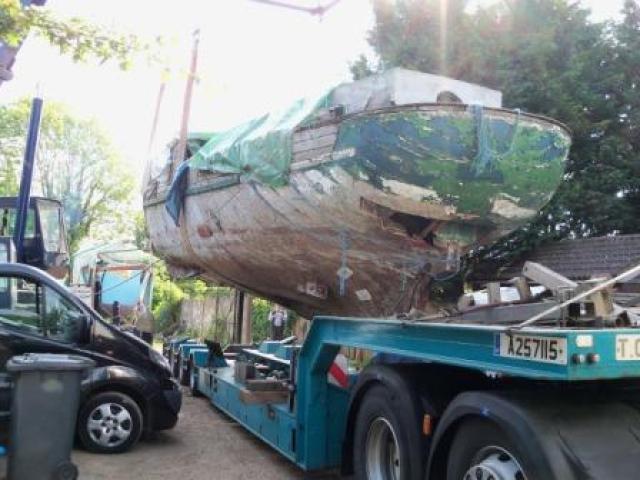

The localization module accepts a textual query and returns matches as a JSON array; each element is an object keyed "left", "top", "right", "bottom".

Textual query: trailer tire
[
  {"left": 446, "top": 417, "right": 530, "bottom": 480},
  {"left": 353, "top": 384, "right": 423, "bottom": 480}
]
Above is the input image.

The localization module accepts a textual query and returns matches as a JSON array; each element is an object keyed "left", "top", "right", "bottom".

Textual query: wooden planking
[
  {"left": 245, "top": 379, "right": 289, "bottom": 392},
  {"left": 292, "top": 144, "right": 335, "bottom": 164},
  {"left": 239, "top": 388, "right": 289, "bottom": 405},
  {"left": 294, "top": 124, "right": 338, "bottom": 143},
  {"left": 292, "top": 132, "right": 337, "bottom": 154},
  {"left": 513, "top": 276, "right": 532, "bottom": 301},
  {"left": 523, "top": 261, "right": 578, "bottom": 292},
  {"left": 487, "top": 282, "right": 502, "bottom": 305}
]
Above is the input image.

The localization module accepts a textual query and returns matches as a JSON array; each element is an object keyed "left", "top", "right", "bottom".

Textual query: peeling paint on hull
[{"left": 144, "top": 105, "right": 570, "bottom": 318}]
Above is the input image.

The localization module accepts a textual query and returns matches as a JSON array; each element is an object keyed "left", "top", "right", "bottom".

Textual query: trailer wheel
[
  {"left": 446, "top": 418, "right": 529, "bottom": 480},
  {"left": 353, "top": 384, "right": 422, "bottom": 480}
]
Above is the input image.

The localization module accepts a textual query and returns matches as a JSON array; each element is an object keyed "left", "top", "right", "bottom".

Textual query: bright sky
[{"left": 0, "top": 0, "right": 626, "bottom": 184}]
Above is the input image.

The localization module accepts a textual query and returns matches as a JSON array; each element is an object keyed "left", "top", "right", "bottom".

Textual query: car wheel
[
  {"left": 446, "top": 418, "right": 530, "bottom": 480},
  {"left": 78, "top": 391, "right": 143, "bottom": 454}
]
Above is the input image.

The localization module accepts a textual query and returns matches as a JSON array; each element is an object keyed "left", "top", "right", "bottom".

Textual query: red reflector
[{"left": 423, "top": 414, "right": 432, "bottom": 436}]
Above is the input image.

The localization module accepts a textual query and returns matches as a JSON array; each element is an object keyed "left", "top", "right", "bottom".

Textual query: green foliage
[
  {"left": 357, "top": 0, "right": 640, "bottom": 275},
  {"left": 0, "top": 0, "right": 25, "bottom": 46},
  {"left": 133, "top": 212, "right": 150, "bottom": 251},
  {"left": 251, "top": 298, "right": 272, "bottom": 342},
  {"left": 365, "top": 0, "right": 469, "bottom": 76},
  {"left": 349, "top": 54, "right": 374, "bottom": 80},
  {"left": 151, "top": 266, "right": 298, "bottom": 341},
  {"left": 151, "top": 262, "right": 185, "bottom": 334},
  {"left": 151, "top": 261, "right": 235, "bottom": 336},
  {"left": 176, "top": 278, "right": 217, "bottom": 299},
  {"left": 251, "top": 298, "right": 295, "bottom": 342},
  {"left": 0, "top": 98, "right": 27, "bottom": 195},
  {"left": 0, "top": 0, "right": 157, "bottom": 69},
  {"left": 0, "top": 98, "right": 135, "bottom": 252}
]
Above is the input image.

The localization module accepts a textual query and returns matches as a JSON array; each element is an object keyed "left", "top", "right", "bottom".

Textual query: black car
[{"left": 0, "top": 262, "right": 181, "bottom": 453}]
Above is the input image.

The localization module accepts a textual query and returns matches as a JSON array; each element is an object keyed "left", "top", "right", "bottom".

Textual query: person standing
[
  {"left": 111, "top": 301, "right": 121, "bottom": 326},
  {"left": 93, "top": 279, "right": 102, "bottom": 311},
  {"left": 268, "top": 306, "right": 287, "bottom": 341}
]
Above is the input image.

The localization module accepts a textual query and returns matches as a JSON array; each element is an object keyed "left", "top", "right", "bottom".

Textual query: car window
[
  {"left": 42, "top": 285, "right": 85, "bottom": 343},
  {"left": 0, "top": 274, "right": 85, "bottom": 343},
  {"left": 38, "top": 203, "right": 63, "bottom": 252},
  {"left": 0, "top": 276, "right": 41, "bottom": 335},
  {"left": 0, "top": 208, "right": 35, "bottom": 238}
]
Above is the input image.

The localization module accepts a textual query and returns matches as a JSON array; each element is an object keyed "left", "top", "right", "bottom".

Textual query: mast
[{"left": 171, "top": 29, "right": 200, "bottom": 175}]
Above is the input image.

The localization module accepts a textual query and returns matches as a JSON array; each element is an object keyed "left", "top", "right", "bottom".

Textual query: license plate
[
  {"left": 615, "top": 335, "right": 640, "bottom": 361},
  {"left": 497, "top": 333, "right": 567, "bottom": 365}
]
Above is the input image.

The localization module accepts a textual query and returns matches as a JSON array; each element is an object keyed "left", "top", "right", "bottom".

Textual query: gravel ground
[{"left": 74, "top": 390, "right": 340, "bottom": 480}]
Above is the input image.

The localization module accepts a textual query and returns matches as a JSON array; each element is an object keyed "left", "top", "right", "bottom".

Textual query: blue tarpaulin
[{"left": 165, "top": 162, "right": 190, "bottom": 226}]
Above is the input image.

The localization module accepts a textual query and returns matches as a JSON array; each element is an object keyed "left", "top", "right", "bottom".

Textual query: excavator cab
[{"left": 0, "top": 197, "right": 69, "bottom": 278}]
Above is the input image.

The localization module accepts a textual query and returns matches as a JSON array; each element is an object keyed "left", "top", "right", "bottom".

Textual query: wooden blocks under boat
[{"left": 236, "top": 373, "right": 290, "bottom": 404}]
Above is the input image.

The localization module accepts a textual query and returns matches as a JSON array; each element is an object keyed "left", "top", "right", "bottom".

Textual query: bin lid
[{"left": 6, "top": 353, "right": 95, "bottom": 372}]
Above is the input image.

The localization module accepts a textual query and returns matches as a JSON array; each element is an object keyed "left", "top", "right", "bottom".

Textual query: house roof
[{"left": 476, "top": 234, "right": 640, "bottom": 282}]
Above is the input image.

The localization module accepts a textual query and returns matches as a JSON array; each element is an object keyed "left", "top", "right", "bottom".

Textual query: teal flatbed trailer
[
  {"left": 185, "top": 268, "right": 640, "bottom": 480},
  {"left": 178, "top": 264, "right": 640, "bottom": 480}
]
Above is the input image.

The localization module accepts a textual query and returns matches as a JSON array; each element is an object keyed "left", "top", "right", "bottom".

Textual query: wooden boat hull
[{"left": 144, "top": 105, "right": 570, "bottom": 318}]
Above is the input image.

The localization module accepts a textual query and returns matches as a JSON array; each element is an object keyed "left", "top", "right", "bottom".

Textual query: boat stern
[{"left": 334, "top": 105, "right": 571, "bottom": 253}]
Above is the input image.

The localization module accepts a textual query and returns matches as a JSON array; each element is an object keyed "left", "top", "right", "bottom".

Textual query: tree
[
  {"left": 0, "top": 102, "right": 22, "bottom": 195},
  {"left": 609, "top": 0, "right": 640, "bottom": 221},
  {"left": 151, "top": 261, "right": 185, "bottom": 334},
  {"left": 0, "top": 0, "right": 157, "bottom": 69},
  {"left": 354, "top": 0, "right": 640, "bottom": 274},
  {"left": 355, "top": 0, "right": 469, "bottom": 77},
  {"left": 0, "top": 98, "right": 135, "bottom": 251}
]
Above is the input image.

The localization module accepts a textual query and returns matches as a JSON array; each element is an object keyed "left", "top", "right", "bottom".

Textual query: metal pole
[
  {"left": 234, "top": 290, "right": 244, "bottom": 344},
  {"left": 248, "top": 0, "right": 342, "bottom": 16},
  {"left": 14, "top": 95, "right": 43, "bottom": 263},
  {"left": 241, "top": 294, "right": 253, "bottom": 344}
]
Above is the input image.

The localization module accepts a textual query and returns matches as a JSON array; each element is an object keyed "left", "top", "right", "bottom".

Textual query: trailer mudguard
[{"left": 427, "top": 390, "right": 640, "bottom": 480}]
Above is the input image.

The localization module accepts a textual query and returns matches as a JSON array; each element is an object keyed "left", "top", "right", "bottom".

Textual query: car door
[{"left": 0, "top": 270, "right": 89, "bottom": 415}]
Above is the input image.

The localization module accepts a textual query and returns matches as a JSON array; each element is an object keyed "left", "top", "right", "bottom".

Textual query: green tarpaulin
[
  {"left": 184, "top": 69, "right": 509, "bottom": 187},
  {"left": 188, "top": 93, "right": 331, "bottom": 186}
]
